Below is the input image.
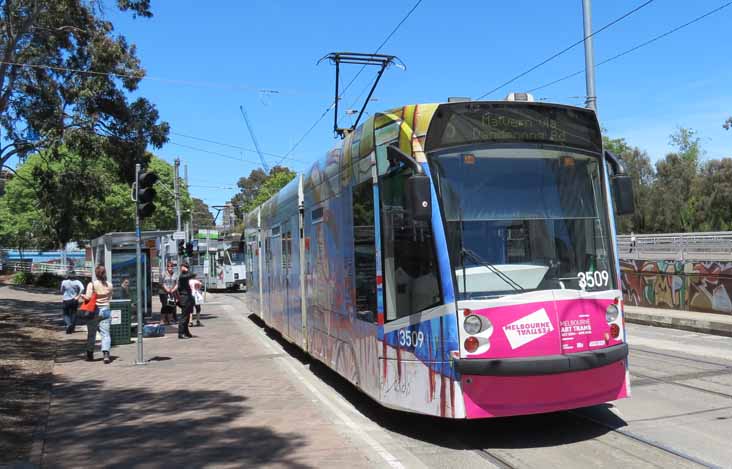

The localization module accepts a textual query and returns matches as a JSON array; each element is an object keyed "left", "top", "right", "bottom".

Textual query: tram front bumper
[{"left": 452, "top": 342, "right": 628, "bottom": 376}]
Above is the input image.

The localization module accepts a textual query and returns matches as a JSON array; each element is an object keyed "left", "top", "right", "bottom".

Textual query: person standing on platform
[
  {"left": 60, "top": 274, "right": 84, "bottom": 334},
  {"left": 81, "top": 265, "right": 114, "bottom": 364},
  {"left": 177, "top": 262, "right": 195, "bottom": 339},
  {"left": 191, "top": 276, "right": 204, "bottom": 327},
  {"left": 159, "top": 262, "right": 178, "bottom": 325}
]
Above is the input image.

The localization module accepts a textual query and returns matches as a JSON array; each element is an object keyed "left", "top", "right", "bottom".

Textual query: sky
[{"left": 99, "top": 0, "right": 732, "bottom": 210}]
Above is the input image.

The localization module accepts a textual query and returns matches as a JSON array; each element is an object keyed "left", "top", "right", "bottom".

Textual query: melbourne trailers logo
[{"left": 502, "top": 308, "right": 554, "bottom": 349}]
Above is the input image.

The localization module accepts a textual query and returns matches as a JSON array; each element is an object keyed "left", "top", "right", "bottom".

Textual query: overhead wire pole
[
  {"left": 174, "top": 158, "right": 182, "bottom": 266},
  {"left": 185, "top": 163, "right": 191, "bottom": 240},
  {"left": 527, "top": 1, "right": 732, "bottom": 94},
  {"left": 474, "top": 0, "right": 656, "bottom": 100},
  {"left": 582, "top": 0, "right": 598, "bottom": 112}
]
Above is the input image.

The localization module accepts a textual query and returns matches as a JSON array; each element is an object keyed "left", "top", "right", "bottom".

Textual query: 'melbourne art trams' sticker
[{"left": 502, "top": 308, "right": 554, "bottom": 349}]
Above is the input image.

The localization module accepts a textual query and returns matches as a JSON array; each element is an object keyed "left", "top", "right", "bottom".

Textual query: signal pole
[
  {"left": 174, "top": 158, "right": 182, "bottom": 266},
  {"left": 582, "top": 0, "right": 597, "bottom": 112},
  {"left": 134, "top": 163, "right": 144, "bottom": 365}
]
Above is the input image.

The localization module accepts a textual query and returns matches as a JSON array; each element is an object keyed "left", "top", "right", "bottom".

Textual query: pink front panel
[
  {"left": 556, "top": 298, "right": 624, "bottom": 353},
  {"left": 470, "top": 296, "right": 622, "bottom": 359},
  {"left": 471, "top": 300, "right": 562, "bottom": 358},
  {"left": 462, "top": 361, "right": 629, "bottom": 418}
]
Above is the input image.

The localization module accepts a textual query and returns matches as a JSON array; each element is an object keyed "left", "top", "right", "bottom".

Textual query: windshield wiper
[{"left": 461, "top": 247, "right": 525, "bottom": 292}]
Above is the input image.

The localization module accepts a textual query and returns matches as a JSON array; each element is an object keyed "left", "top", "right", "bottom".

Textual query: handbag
[
  {"left": 166, "top": 294, "right": 177, "bottom": 307},
  {"left": 79, "top": 292, "right": 97, "bottom": 317}
]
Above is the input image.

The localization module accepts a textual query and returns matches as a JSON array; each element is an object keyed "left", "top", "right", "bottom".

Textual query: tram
[
  {"left": 190, "top": 239, "right": 246, "bottom": 291},
  {"left": 242, "top": 95, "right": 634, "bottom": 418}
]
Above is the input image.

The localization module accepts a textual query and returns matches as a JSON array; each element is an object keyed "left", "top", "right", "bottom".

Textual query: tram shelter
[{"left": 90, "top": 231, "right": 173, "bottom": 317}]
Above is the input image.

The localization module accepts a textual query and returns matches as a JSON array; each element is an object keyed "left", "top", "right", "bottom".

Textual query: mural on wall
[{"left": 621, "top": 259, "right": 732, "bottom": 315}]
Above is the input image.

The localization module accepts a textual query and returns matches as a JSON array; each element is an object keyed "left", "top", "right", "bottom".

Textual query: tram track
[
  {"left": 227, "top": 293, "right": 724, "bottom": 467},
  {"left": 631, "top": 345, "right": 732, "bottom": 368},
  {"left": 629, "top": 346, "right": 732, "bottom": 400},
  {"left": 568, "top": 409, "right": 721, "bottom": 469}
]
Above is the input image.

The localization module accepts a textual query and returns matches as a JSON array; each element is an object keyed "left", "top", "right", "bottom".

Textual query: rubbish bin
[{"left": 109, "top": 299, "right": 132, "bottom": 346}]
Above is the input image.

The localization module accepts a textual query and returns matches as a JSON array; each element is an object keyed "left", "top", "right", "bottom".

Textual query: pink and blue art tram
[{"left": 242, "top": 96, "right": 634, "bottom": 418}]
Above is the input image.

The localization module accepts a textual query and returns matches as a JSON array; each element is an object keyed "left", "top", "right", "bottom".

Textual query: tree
[
  {"left": 0, "top": 146, "right": 104, "bottom": 249},
  {"left": 647, "top": 128, "right": 703, "bottom": 233},
  {"left": 191, "top": 197, "right": 214, "bottom": 229},
  {"left": 0, "top": 0, "right": 168, "bottom": 182},
  {"left": 0, "top": 149, "right": 190, "bottom": 250},
  {"left": 87, "top": 154, "right": 192, "bottom": 236},
  {"left": 603, "top": 136, "right": 655, "bottom": 234},
  {"left": 229, "top": 165, "right": 295, "bottom": 218},
  {"left": 689, "top": 158, "right": 732, "bottom": 231}
]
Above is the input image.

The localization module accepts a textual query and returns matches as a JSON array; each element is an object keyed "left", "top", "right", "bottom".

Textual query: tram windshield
[{"left": 430, "top": 147, "right": 616, "bottom": 299}]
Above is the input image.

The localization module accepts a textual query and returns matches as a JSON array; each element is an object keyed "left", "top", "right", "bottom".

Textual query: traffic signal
[
  {"left": 185, "top": 241, "right": 194, "bottom": 257},
  {"left": 137, "top": 170, "right": 158, "bottom": 218},
  {"left": 177, "top": 239, "right": 185, "bottom": 255}
]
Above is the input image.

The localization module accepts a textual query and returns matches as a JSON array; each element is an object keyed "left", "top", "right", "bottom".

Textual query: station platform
[
  {"left": 39, "top": 294, "right": 391, "bottom": 468},
  {"left": 625, "top": 305, "right": 732, "bottom": 337}
]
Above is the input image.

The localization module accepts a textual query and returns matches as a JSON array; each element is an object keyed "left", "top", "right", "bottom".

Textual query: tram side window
[
  {"left": 380, "top": 165, "right": 441, "bottom": 321},
  {"left": 352, "top": 180, "right": 377, "bottom": 322}
]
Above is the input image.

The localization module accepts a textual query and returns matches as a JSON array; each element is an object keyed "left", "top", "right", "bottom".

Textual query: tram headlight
[
  {"left": 464, "top": 315, "right": 483, "bottom": 335},
  {"left": 605, "top": 304, "right": 620, "bottom": 323}
]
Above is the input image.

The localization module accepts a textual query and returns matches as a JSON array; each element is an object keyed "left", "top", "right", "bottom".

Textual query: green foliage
[
  {"left": 0, "top": 149, "right": 191, "bottom": 250},
  {"left": 33, "top": 271, "right": 60, "bottom": 288},
  {"left": 229, "top": 166, "right": 296, "bottom": 220},
  {"left": 0, "top": 0, "right": 168, "bottom": 177},
  {"left": 11, "top": 271, "right": 34, "bottom": 285},
  {"left": 603, "top": 136, "right": 654, "bottom": 234},
  {"left": 610, "top": 126, "right": 732, "bottom": 234},
  {"left": 191, "top": 198, "right": 215, "bottom": 229}
]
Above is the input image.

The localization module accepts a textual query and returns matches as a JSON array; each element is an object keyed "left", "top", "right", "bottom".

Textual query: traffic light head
[
  {"left": 177, "top": 239, "right": 185, "bottom": 254},
  {"left": 137, "top": 170, "right": 158, "bottom": 218},
  {"left": 185, "top": 241, "right": 194, "bottom": 257}
]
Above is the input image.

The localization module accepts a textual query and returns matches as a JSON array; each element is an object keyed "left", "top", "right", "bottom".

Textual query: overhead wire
[
  {"left": 474, "top": 0, "right": 657, "bottom": 100},
  {"left": 168, "top": 142, "right": 263, "bottom": 166},
  {"left": 528, "top": 1, "right": 732, "bottom": 94},
  {"left": 281, "top": 0, "right": 423, "bottom": 161},
  {"left": 170, "top": 132, "right": 308, "bottom": 164},
  {"left": 0, "top": 60, "right": 315, "bottom": 96}
]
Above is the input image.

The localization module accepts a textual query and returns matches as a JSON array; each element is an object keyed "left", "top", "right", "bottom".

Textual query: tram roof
[{"left": 245, "top": 100, "right": 599, "bottom": 224}]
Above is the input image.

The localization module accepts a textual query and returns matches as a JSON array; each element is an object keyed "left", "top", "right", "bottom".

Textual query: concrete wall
[{"left": 621, "top": 259, "right": 732, "bottom": 315}]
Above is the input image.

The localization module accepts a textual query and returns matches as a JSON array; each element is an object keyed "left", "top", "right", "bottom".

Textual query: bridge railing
[
  {"left": 617, "top": 232, "right": 732, "bottom": 261},
  {"left": 2, "top": 260, "right": 93, "bottom": 277}
]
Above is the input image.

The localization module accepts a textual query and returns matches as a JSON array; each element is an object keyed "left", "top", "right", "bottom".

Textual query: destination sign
[{"left": 426, "top": 102, "right": 602, "bottom": 153}]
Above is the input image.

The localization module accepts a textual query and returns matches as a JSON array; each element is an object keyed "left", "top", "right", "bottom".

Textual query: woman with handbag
[{"left": 80, "top": 265, "right": 114, "bottom": 364}]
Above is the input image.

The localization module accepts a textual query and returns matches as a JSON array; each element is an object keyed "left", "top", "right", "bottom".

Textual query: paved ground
[
  {"left": 3, "top": 284, "right": 732, "bottom": 468},
  {"left": 40, "top": 295, "right": 405, "bottom": 469},
  {"left": 626, "top": 305, "right": 732, "bottom": 337}
]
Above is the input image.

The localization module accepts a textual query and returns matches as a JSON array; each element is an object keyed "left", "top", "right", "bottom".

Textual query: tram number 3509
[{"left": 398, "top": 330, "right": 425, "bottom": 348}]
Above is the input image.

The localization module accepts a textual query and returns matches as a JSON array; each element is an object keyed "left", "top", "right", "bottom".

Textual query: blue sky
[{"left": 103, "top": 0, "right": 732, "bottom": 209}]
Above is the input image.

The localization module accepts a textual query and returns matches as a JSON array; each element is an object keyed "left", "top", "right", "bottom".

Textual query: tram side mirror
[
  {"left": 604, "top": 150, "right": 635, "bottom": 216},
  {"left": 387, "top": 144, "right": 432, "bottom": 223},
  {"left": 406, "top": 173, "right": 432, "bottom": 222},
  {"left": 612, "top": 175, "right": 635, "bottom": 216}
]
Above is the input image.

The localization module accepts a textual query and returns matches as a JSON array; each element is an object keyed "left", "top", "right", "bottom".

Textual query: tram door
[
  {"left": 285, "top": 214, "right": 302, "bottom": 345},
  {"left": 270, "top": 225, "right": 285, "bottom": 333},
  {"left": 263, "top": 235, "right": 271, "bottom": 323}
]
